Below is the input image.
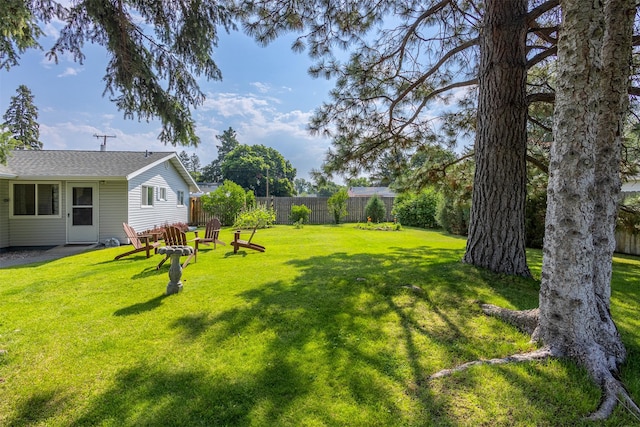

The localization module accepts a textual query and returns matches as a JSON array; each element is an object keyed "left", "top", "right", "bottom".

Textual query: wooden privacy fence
[
  {"left": 615, "top": 230, "right": 640, "bottom": 256},
  {"left": 190, "top": 196, "right": 396, "bottom": 226}
]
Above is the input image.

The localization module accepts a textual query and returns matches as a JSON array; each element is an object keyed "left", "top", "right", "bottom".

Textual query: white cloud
[
  {"left": 57, "top": 67, "right": 83, "bottom": 78},
  {"left": 199, "top": 91, "right": 331, "bottom": 178},
  {"left": 250, "top": 82, "right": 271, "bottom": 93}
]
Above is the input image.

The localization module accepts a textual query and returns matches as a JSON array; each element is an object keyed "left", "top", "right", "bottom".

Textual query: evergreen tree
[
  {"left": 188, "top": 153, "right": 201, "bottom": 182},
  {"left": 178, "top": 150, "right": 191, "bottom": 169},
  {"left": 3, "top": 85, "right": 41, "bottom": 150},
  {"left": 236, "top": 0, "right": 559, "bottom": 277},
  {"left": 0, "top": 1, "right": 235, "bottom": 146},
  {"left": 201, "top": 127, "right": 239, "bottom": 182}
]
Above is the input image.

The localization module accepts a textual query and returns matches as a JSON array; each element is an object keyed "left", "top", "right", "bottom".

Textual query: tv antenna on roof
[{"left": 94, "top": 134, "right": 116, "bottom": 151}]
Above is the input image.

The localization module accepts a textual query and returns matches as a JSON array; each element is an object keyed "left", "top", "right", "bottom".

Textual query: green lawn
[{"left": 1, "top": 225, "right": 639, "bottom": 426}]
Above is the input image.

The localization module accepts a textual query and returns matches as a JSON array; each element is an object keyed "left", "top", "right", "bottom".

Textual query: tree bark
[
  {"left": 432, "top": 0, "right": 639, "bottom": 419},
  {"left": 463, "top": 0, "right": 531, "bottom": 277},
  {"left": 535, "top": 0, "right": 635, "bottom": 419}
]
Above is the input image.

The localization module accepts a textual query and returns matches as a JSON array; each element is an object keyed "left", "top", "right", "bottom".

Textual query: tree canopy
[
  {"left": 221, "top": 144, "right": 296, "bottom": 197},
  {"left": 1, "top": 0, "right": 235, "bottom": 146}
]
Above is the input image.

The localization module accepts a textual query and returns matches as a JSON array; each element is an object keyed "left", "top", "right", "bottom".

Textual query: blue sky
[{"left": 0, "top": 24, "right": 338, "bottom": 182}]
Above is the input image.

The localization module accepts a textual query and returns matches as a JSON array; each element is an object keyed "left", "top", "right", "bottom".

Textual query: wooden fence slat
[{"left": 189, "top": 196, "right": 396, "bottom": 226}]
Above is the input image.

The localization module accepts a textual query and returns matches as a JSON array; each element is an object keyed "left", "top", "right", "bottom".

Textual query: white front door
[{"left": 66, "top": 182, "right": 99, "bottom": 243}]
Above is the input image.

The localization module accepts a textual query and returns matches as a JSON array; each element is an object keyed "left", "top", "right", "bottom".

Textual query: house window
[
  {"left": 142, "top": 185, "right": 154, "bottom": 206},
  {"left": 177, "top": 190, "right": 185, "bottom": 206},
  {"left": 158, "top": 187, "right": 167, "bottom": 201},
  {"left": 12, "top": 183, "right": 60, "bottom": 216}
]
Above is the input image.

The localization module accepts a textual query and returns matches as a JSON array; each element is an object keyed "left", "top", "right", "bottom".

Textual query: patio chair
[
  {"left": 114, "top": 223, "right": 161, "bottom": 260},
  {"left": 232, "top": 223, "right": 266, "bottom": 254},
  {"left": 194, "top": 218, "right": 226, "bottom": 251},
  {"left": 156, "top": 226, "right": 197, "bottom": 269}
]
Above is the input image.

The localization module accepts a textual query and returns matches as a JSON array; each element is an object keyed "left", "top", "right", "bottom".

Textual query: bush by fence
[{"left": 190, "top": 196, "right": 396, "bottom": 226}]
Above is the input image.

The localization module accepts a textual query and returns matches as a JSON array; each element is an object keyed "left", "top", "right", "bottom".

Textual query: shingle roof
[
  {"left": 347, "top": 186, "right": 396, "bottom": 197},
  {"left": 0, "top": 150, "right": 199, "bottom": 191}
]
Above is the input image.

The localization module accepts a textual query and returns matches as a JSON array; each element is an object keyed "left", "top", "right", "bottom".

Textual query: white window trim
[
  {"left": 9, "top": 181, "right": 62, "bottom": 219},
  {"left": 141, "top": 185, "right": 155, "bottom": 207},
  {"left": 176, "top": 190, "right": 185, "bottom": 207},
  {"left": 157, "top": 186, "right": 167, "bottom": 202}
]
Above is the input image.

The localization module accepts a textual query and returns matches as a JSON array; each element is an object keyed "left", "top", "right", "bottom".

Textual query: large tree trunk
[
  {"left": 463, "top": 0, "right": 531, "bottom": 277},
  {"left": 534, "top": 0, "right": 634, "bottom": 419},
  {"left": 434, "top": 0, "right": 638, "bottom": 419}
]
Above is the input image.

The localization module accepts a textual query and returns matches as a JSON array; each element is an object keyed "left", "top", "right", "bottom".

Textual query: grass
[{"left": 0, "top": 225, "right": 639, "bottom": 426}]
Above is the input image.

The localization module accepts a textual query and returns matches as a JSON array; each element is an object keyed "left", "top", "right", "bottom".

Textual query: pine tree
[
  {"left": 1, "top": 1, "right": 234, "bottom": 146},
  {"left": 201, "top": 127, "right": 240, "bottom": 182},
  {"left": 3, "top": 85, "right": 41, "bottom": 150}
]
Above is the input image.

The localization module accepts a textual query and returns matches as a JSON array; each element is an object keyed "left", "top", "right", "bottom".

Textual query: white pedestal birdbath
[{"left": 157, "top": 245, "right": 194, "bottom": 295}]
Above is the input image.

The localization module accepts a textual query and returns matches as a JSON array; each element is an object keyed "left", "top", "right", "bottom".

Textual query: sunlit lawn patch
[{"left": 0, "top": 225, "right": 638, "bottom": 426}]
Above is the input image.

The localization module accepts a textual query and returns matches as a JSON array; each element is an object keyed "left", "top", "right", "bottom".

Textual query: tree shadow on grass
[
  {"left": 55, "top": 245, "right": 624, "bottom": 425},
  {"left": 5, "top": 389, "right": 70, "bottom": 427},
  {"left": 166, "top": 247, "right": 557, "bottom": 424}
]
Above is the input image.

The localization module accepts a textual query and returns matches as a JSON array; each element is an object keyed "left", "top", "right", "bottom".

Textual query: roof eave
[{"left": 10, "top": 176, "right": 128, "bottom": 181}]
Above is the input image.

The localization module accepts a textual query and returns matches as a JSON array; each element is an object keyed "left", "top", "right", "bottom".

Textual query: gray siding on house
[
  {"left": 127, "top": 162, "right": 190, "bottom": 233},
  {"left": 98, "top": 180, "right": 129, "bottom": 244},
  {"left": 8, "top": 181, "right": 67, "bottom": 247},
  {"left": 0, "top": 181, "right": 8, "bottom": 249},
  {"left": 1, "top": 152, "right": 196, "bottom": 248}
]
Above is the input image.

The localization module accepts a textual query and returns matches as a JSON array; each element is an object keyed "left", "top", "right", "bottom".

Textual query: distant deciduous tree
[
  {"left": 3, "top": 85, "right": 41, "bottom": 150},
  {"left": 0, "top": 127, "right": 17, "bottom": 164},
  {"left": 221, "top": 144, "right": 296, "bottom": 197},
  {"left": 346, "top": 177, "right": 370, "bottom": 188},
  {"left": 294, "top": 178, "right": 313, "bottom": 195}
]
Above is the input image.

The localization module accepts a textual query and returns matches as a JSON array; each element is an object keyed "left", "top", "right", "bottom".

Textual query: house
[
  {"left": 0, "top": 150, "right": 199, "bottom": 250},
  {"left": 347, "top": 186, "right": 396, "bottom": 198},
  {"left": 621, "top": 176, "right": 640, "bottom": 196}
]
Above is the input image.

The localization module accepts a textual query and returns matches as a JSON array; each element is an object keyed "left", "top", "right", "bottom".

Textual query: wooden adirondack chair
[
  {"left": 194, "top": 218, "right": 226, "bottom": 251},
  {"left": 157, "top": 226, "right": 197, "bottom": 269},
  {"left": 232, "top": 223, "right": 266, "bottom": 254},
  {"left": 114, "top": 223, "right": 161, "bottom": 260}
]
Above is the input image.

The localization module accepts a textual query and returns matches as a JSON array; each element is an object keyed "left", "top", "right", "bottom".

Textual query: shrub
[
  {"left": 200, "top": 180, "right": 248, "bottom": 226},
  {"left": 392, "top": 189, "right": 439, "bottom": 228},
  {"left": 436, "top": 192, "right": 470, "bottom": 235},
  {"left": 327, "top": 188, "right": 349, "bottom": 224},
  {"left": 233, "top": 202, "right": 276, "bottom": 229},
  {"left": 290, "top": 204, "right": 311, "bottom": 224},
  {"left": 355, "top": 221, "right": 402, "bottom": 231},
  {"left": 365, "top": 195, "right": 387, "bottom": 223}
]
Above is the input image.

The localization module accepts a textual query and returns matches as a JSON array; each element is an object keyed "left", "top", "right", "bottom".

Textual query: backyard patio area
[{"left": 1, "top": 225, "right": 639, "bottom": 426}]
